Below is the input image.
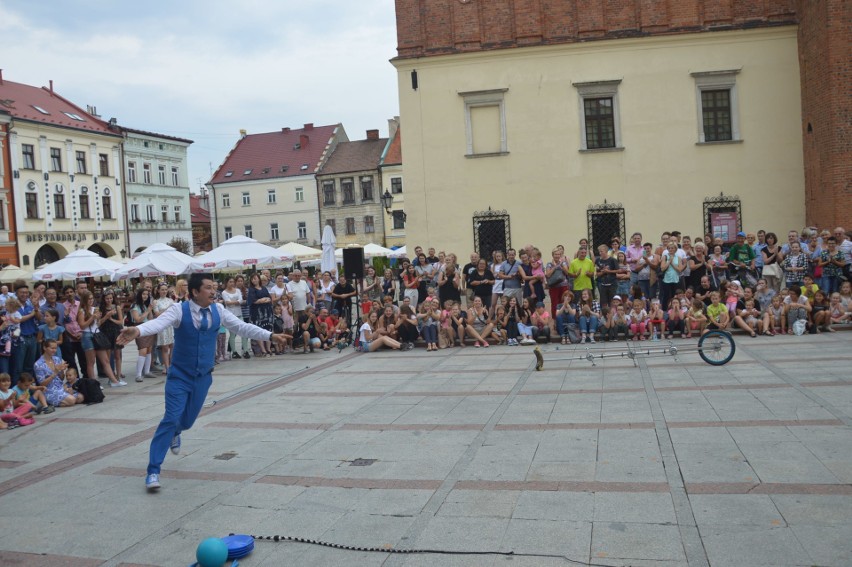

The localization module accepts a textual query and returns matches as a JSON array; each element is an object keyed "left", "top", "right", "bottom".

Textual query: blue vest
[{"left": 172, "top": 301, "right": 220, "bottom": 379}]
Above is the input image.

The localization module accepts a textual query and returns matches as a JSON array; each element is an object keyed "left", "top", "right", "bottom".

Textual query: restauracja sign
[{"left": 24, "top": 232, "right": 121, "bottom": 244}]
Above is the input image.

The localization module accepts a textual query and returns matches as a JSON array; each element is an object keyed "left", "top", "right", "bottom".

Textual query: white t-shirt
[
  {"left": 220, "top": 289, "right": 243, "bottom": 318},
  {"left": 287, "top": 280, "right": 311, "bottom": 311},
  {"left": 359, "top": 322, "right": 372, "bottom": 344}
]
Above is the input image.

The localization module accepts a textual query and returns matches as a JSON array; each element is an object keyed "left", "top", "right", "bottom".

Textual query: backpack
[{"left": 74, "top": 377, "right": 105, "bottom": 404}]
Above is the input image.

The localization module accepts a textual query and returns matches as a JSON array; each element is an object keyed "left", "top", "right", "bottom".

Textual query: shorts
[
  {"left": 81, "top": 331, "right": 94, "bottom": 351},
  {"left": 359, "top": 340, "right": 371, "bottom": 352}
]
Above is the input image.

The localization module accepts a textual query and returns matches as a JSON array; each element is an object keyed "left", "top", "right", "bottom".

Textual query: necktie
[{"left": 200, "top": 307, "right": 210, "bottom": 331}]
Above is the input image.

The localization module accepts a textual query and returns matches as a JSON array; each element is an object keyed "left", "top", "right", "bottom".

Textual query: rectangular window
[
  {"left": 54, "top": 194, "right": 66, "bottom": 219},
  {"left": 174, "top": 206, "right": 181, "bottom": 223},
  {"left": 693, "top": 70, "right": 740, "bottom": 143},
  {"left": 583, "top": 98, "right": 615, "bottom": 149},
  {"left": 158, "top": 165, "right": 166, "bottom": 185},
  {"left": 79, "top": 194, "right": 90, "bottom": 219},
  {"left": 131, "top": 204, "right": 140, "bottom": 222},
  {"left": 143, "top": 163, "right": 152, "bottom": 183},
  {"left": 22, "top": 144, "right": 35, "bottom": 169},
  {"left": 341, "top": 178, "right": 354, "bottom": 204},
  {"left": 127, "top": 161, "right": 137, "bottom": 183},
  {"left": 222, "top": 193, "right": 230, "bottom": 207},
  {"left": 326, "top": 219, "right": 336, "bottom": 235},
  {"left": 393, "top": 210, "right": 406, "bottom": 230},
  {"left": 162, "top": 205, "right": 169, "bottom": 222},
  {"left": 26, "top": 193, "right": 38, "bottom": 218},
  {"left": 391, "top": 177, "right": 402, "bottom": 194},
  {"left": 297, "top": 221, "right": 307, "bottom": 240},
  {"left": 460, "top": 88, "right": 508, "bottom": 157},
  {"left": 267, "top": 188, "right": 277, "bottom": 204},
  {"left": 146, "top": 204, "right": 156, "bottom": 222},
  {"left": 224, "top": 226, "right": 233, "bottom": 239},
  {"left": 295, "top": 187, "right": 304, "bottom": 202},
  {"left": 171, "top": 166, "right": 179, "bottom": 186},
  {"left": 99, "top": 154, "right": 109, "bottom": 177},
  {"left": 322, "top": 181, "right": 335, "bottom": 205},
  {"left": 0, "top": 201, "right": 5, "bottom": 230},
  {"left": 76, "top": 151, "right": 87, "bottom": 174},
  {"left": 574, "top": 80, "right": 622, "bottom": 151},
  {"left": 50, "top": 147, "right": 62, "bottom": 171},
  {"left": 270, "top": 222, "right": 279, "bottom": 241},
  {"left": 241, "top": 192, "right": 250, "bottom": 206},
  {"left": 244, "top": 224, "right": 253, "bottom": 238},
  {"left": 364, "top": 215, "right": 374, "bottom": 233},
  {"left": 360, "top": 177, "right": 373, "bottom": 201},
  {"left": 345, "top": 217, "right": 356, "bottom": 235},
  {"left": 102, "top": 196, "right": 112, "bottom": 219}
]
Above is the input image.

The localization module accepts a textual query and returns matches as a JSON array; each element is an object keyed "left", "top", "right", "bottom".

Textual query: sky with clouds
[{"left": 0, "top": 0, "right": 400, "bottom": 191}]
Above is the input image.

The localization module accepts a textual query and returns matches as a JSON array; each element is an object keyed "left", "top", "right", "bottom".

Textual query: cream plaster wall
[{"left": 392, "top": 27, "right": 804, "bottom": 255}]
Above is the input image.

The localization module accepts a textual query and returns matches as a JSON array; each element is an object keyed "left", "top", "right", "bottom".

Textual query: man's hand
[
  {"left": 270, "top": 333, "right": 289, "bottom": 347},
  {"left": 117, "top": 327, "right": 140, "bottom": 346}
]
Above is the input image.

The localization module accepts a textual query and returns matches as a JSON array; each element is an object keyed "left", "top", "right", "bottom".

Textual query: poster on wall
[{"left": 710, "top": 211, "right": 738, "bottom": 243}]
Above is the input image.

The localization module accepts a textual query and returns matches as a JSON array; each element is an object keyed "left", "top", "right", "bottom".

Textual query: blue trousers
[
  {"left": 147, "top": 370, "right": 212, "bottom": 475},
  {"left": 12, "top": 335, "right": 37, "bottom": 386}
]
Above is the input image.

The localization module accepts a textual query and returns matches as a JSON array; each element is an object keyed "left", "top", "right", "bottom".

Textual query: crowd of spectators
[{"left": 1, "top": 225, "right": 850, "bottom": 424}]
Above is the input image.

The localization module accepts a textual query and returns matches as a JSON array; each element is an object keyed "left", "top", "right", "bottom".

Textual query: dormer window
[
  {"left": 243, "top": 169, "right": 252, "bottom": 175},
  {"left": 63, "top": 112, "right": 85, "bottom": 121},
  {"left": 262, "top": 167, "right": 271, "bottom": 174},
  {"left": 300, "top": 164, "right": 308, "bottom": 171},
  {"left": 224, "top": 171, "right": 233, "bottom": 177},
  {"left": 32, "top": 105, "right": 50, "bottom": 115},
  {"left": 280, "top": 165, "right": 289, "bottom": 173}
]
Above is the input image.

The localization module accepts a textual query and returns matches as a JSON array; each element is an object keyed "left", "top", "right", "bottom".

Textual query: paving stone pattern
[{"left": 0, "top": 333, "right": 851, "bottom": 566}]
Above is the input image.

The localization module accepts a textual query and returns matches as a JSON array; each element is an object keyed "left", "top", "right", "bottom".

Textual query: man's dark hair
[
  {"left": 188, "top": 273, "right": 214, "bottom": 298},
  {"left": 13, "top": 279, "right": 28, "bottom": 292}
]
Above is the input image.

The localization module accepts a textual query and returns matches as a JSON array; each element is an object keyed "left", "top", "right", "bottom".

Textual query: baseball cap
[{"left": 737, "top": 231, "right": 746, "bottom": 237}]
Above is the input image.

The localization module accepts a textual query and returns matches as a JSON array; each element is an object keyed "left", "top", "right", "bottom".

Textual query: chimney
[
  {"left": 0, "top": 69, "right": 4, "bottom": 85},
  {"left": 299, "top": 134, "right": 309, "bottom": 147},
  {"left": 282, "top": 127, "right": 290, "bottom": 133},
  {"left": 388, "top": 116, "right": 399, "bottom": 140},
  {"left": 49, "top": 79, "right": 54, "bottom": 96},
  {"left": 303, "top": 123, "right": 313, "bottom": 130},
  {"left": 239, "top": 129, "right": 247, "bottom": 138},
  {"left": 366, "top": 129, "right": 379, "bottom": 141}
]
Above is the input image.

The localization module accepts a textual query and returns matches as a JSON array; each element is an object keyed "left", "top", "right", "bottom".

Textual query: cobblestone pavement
[{"left": 1, "top": 332, "right": 851, "bottom": 566}]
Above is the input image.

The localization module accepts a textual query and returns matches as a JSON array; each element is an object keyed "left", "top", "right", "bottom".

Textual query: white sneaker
[
  {"left": 143, "top": 372, "right": 157, "bottom": 379},
  {"left": 135, "top": 376, "right": 144, "bottom": 383}
]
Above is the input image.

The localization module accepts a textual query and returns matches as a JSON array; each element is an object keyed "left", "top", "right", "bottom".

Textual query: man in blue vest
[{"left": 118, "top": 273, "right": 288, "bottom": 491}]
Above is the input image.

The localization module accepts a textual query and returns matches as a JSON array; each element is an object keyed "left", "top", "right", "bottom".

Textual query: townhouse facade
[
  {"left": 379, "top": 118, "right": 405, "bottom": 247},
  {"left": 207, "top": 123, "right": 347, "bottom": 247},
  {"left": 391, "top": 0, "right": 846, "bottom": 257},
  {"left": 316, "top": 129, "right": 389, "bottom": 247},
  {"left": 0, "top": 77, "right": 126, "bottom": 269},
  {"left": 190, "top": 191, "right": 213, "bottom": 253},
  {"left": 120, "top": 127, "right": 193, "bottom": 255},
  {"left": 0, "top": 109, "right": 16, "bottom": 266}
]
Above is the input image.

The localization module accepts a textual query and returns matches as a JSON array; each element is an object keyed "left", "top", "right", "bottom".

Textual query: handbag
[
  {"left": 762, "top": 263, "right": 782, "bottom": 278},
  {"left": 546, "top": 264, "right": 566, "bottom": 287},
  {"left": 92, "top": 331, "right": 112, "bottom": 350}
]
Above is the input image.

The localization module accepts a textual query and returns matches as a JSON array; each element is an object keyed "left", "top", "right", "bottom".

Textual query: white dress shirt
[{"left": 135, "top": 301, "right": 272, "bottom": 342}]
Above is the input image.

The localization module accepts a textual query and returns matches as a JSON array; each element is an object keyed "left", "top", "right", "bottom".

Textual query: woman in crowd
[
  {"left": 402, "top": 264, "right": 420, "bottom": 307},
  {"left": 152, "top": 283, "right": 174, "bottom": 373},
  {"left": 687, "top": 242, "right": 709, "bottom": 291},
  {"left": 396, "top": 304, "right": 419, "bottom": 350},
  {"left": 516, "top": 298, "right": 537, "bottom": 345},
  {"left": 381, "top": 268, "right": 396, "bottom": 304},
  {"left": 545, "top": 248, "right": 570, "bottom": 318},
  {"left": 34, "top": 339, "right": 79, "bottom": 407},
  {"left": 417, "top": 297, "right": 441, "bottom": 351},
  {"left": 660, "top": 241, "right": 686, "bottom": 310},
  {"left": 317, "top": 271, "right": 336, "bottom": 311},
  {"left": 468, "top": 259, "right": 494, "bottom": 311},
  {"left": 811, "top": 290, "right": 831, "bottom": 332},
  {"left": 761, "top": 232, "right": 783, "bottom": 293},
  {"left": 233, "top": 275, "right": 252, "bottom": 359},
  {"left": 615, "top": 251, "right": 631, "bottom": 299},
  {"left": 708, "top": 245, "right": 728, "bottom": 288},
  {"left": 95, "top": 289, "right": 124, "bottom": 384},
  {"left": 130, "top": 288, "right": 157, "bottom": 382},
  {"left": 437, "top": 260, "right": 462, "bottom": 307},
  {"left": 174, "top": 279, "right": 189, "bottom": 303},
  {"left": 577, "top": 288, "right": 601, "bottom": 343},
  {"left": 221, "top": 277, "right": 248, "bottom": 359},
  {"left": 247, "top": 273, "right": 274, "bottom": 357},
  {"left": 359, "top": 310, "right": 402, "bottom": 352},
  {"left": 362, "top": 266, "right": 383, "bottom": 306},
  {"left": 376, "top": 305, "right": 399, "bottom": 341},
  {"left": 78, "top": 290, "right": 125, "bottom": 387},
  {"left": 782, "top": 241, "right": 809, "bottom": 289},
  {"left": 466, "top": 296, "right": 492, "bottom": 347},
  {"left": 269, "top": 274, "right": 289, "bottom": 307},
  {"left": 489, "top": 250, "right": 505, "bottom": 316}
]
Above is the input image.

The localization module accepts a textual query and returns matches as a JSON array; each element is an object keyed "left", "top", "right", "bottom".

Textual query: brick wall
[
  {"left": 797, "top": 0, "right": 852, "bottom": 230},
  {"left": 394, "top": 0, "right": 797, "bottom": 58}
]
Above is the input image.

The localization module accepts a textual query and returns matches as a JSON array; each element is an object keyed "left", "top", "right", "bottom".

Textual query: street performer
[{"left": 118, "top": 273, "right": 289, "bottom": 491}]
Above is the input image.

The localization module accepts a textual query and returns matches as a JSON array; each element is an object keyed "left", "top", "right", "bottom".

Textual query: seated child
[
  {"left": 705, "top": 292, "right": 730, "bottom": 334},
  {"left": 665, "top": 298, "right": 685, "bottom": 339},
  {"left": 741, "top": 299, "right": 764, "bottom": 335},
  {"left": 599, "top": 306, "right": 613, "bottom": 341},
  {"left": 828, "top": 292, "right": 848, "bottom": 329},
  {"left": 800, "top": 275, "right": 819, "bottom": 304},
  {"left": 0, "top": 372, "right": 35, "bottom": 426},
  {"left": 766, "top": 294, "right": 786, "bottom": 335},
  {"left": 360, "top": 293, "right": 373, "bottom": 317},
  {"left": 530, "top": 302, "right": 552, "bottom": 343},
  {"left": 648, "top": 299, "right": 665, "bottom": 340},
  {"left": 685, "top": 299, "right": 707, "bottom": 338},
  {"left": 627, "top": 299, "right": 648, "bottom": 341},
  {"left": 608, "top": 304, "right": 629, "bottom": 341},
  {"left": 62, "top": 368, "right": 85, "bottom": 405},
  {"left": 12, "top": 372, "right": 51, "bottom": 414},
  {"left": 491, "top": 305, "right": 508, "bottom": 345}
]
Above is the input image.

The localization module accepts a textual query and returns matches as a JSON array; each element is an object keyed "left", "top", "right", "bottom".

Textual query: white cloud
[{"left": 0, "top": 0, "right": 400, "bottom": 188}]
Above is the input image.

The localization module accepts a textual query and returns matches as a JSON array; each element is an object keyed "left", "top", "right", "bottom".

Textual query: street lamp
[{"left": 381, "top": 189, "right": 406, "bottom": 222}]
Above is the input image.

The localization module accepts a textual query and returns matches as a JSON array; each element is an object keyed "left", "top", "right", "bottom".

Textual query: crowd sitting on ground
[{"left": 1, "top": 225, "right": 850, "bottom": 425}]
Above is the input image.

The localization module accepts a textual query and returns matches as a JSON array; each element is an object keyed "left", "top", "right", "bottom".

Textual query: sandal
[{"left": 562, "top": 337, "right": 567, "bottom": 345}]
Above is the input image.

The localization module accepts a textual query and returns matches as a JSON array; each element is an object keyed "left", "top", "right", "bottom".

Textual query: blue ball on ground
[{"left": 196, "top": 537, "right": 228, "bottom": 567}]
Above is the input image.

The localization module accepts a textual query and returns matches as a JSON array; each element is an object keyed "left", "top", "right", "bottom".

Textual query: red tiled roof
[
  {"left": 0, "top": 79, "right": 120, "bottom": 137},
  {"left": 382, "top": 127, "right": 402, "bottom": 166},
  {"left": 318, "top": 137, "right": 388, "bottom": 176},
  {"left": 190, "top": 194, "right": 212, "bottom": 223},
  {"left": 208, "top": 123, "right": 343, "bottom": 185}
]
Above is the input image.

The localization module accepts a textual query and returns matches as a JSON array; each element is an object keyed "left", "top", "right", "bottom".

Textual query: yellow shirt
[{"left": 706, "top": 303, "right": 727, "bottom": 324}]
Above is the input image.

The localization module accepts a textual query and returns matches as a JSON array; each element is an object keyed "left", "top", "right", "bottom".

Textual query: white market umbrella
[
  {"left": 112, "top": 243, "right": 194, "bottom": 281},
  {"left": 362, "top": 242, "right": 394, "bottom": 258},
  {"left": 106, "top": 254, "right": 129, "bottom": 264},
  {"left": 189, "top": 235, "right": 293, "bottom": 271},
  {"left": 0, "top": 264, "right": 33, "bottom": 282},
  {"left": 32, "top": 249, "right": 122, "bottom": 281},
  {"left": 277, "top": 241, "right": 322, "bottom": 261},
  {"left": 320, "top": 225, "right": 337, "bottom": 276},
  {"left": 388, "top": 245, "right": 407, "bottom": 259}
]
